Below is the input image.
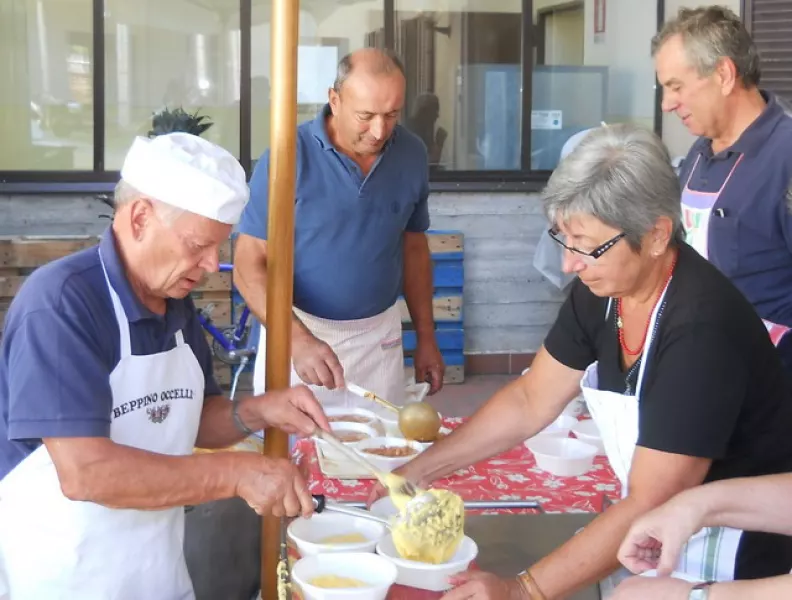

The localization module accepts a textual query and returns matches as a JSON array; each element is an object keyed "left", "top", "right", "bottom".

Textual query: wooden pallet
[{"left": 401, "top": 230, "right": 465, "bottom": 384}]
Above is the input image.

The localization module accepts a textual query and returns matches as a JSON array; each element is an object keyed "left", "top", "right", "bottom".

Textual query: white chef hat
[{"left": 120, "top": 132, "right": 249, "bottom": 225}]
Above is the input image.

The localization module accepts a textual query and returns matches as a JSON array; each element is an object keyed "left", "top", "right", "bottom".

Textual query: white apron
[
  {"left": 253, "top": 303, "right": 406, "bottom": 413},
  {"left": 581, "top": 290, "right": 742, "bottom": 597},
  {"left": 682, "top": 153, "right": 791, "bottom": 346},
  {"left": 0, "top": 251, "right": 205, "bottom": 600}
]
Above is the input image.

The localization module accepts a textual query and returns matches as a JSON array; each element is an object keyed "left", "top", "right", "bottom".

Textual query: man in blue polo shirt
[
  {"left": 654, "top": 6, "right": 792, "bottom": 378},
  {"left": 235, "top": 48, "right": 444, "bottom": 409},
  {"left": 0, "top": 133, "right": 328, "bottom": 599}
]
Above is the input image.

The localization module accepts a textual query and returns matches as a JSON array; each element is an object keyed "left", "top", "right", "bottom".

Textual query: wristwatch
[{"left": 688, "top": 581, "right": 715, "bottom": 600}]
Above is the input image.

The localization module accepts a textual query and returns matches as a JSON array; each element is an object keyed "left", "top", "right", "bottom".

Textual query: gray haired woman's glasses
[{"left": 547, "top": 228, "right": 626, "bottom": 264}]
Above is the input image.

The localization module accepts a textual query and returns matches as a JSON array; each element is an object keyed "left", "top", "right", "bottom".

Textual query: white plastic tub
[
  {"left": 315, "top": 422, "right": 378, "bottom": 459},
  {"left": 325, "top": 407, "right": 383, "bottom": 435},
  {"left": 525, "top": 437, "right": 598, "bottom": 477},
  {"left": 291, "top": 552, "right": 397, "bottom": 599},
  {"left": 354, "top": 437, "right": 424, "bottom": 472},
  {"left": 287, "top": 512, "right": 387, "bottom": 556},
  {"left": 571, "top": 419, "right": 605, "bottom": 455},
  {"left": 376, "top": 534, "right": 479, "bottom": 592}
]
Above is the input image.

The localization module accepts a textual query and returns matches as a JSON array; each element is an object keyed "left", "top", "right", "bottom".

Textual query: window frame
[{"left": 0, "top": 0, "right": 664, "bottom": 194}]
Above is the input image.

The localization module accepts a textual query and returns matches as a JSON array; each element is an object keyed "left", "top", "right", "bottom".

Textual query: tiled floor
[{"left": 425, "top": 374, "right": 516, "bottom": 418}]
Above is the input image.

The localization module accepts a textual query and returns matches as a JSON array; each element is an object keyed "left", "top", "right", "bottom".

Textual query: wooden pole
[{"left": 261, "top": 0, "right": 299, "bottom": 597}]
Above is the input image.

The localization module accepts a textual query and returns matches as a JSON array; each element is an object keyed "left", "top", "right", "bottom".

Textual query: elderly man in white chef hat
[{"left": 0, "top": 132, "right": 329, "bottom": 600}]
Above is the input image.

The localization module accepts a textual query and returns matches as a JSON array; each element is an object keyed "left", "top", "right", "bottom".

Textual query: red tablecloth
[{"left": 293, "top": 417, "right": 621, "bottom": 514}]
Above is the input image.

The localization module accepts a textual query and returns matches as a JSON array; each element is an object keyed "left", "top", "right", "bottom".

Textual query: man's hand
[
  {"left": 618, "top": 492, "right": 706, "bottom": 575},
  {"left": 611, "top": 576, "right": 694, "bottom": 600},
  {"left": 249, "top": 385, "right": 331, "bottom": 437},
  {"left": 235, "top": 455, "right": 314, "bottom": 518},
  {"left": 413, "top": 337, "right": 445, "bottom": 395},
  {"left": 444, "top": 572, "right": 528, "bottom": 600},
  {"left": 292, "top": 328, "right": 345, "bottom": 390}
]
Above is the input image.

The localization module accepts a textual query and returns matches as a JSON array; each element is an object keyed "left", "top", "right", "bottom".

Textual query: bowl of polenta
[
  {"left": 287, "top": 512, "right": 387, "bottom": 556},
  {"left": 291, "top": 552, "right": 397, "bottom": 600}
]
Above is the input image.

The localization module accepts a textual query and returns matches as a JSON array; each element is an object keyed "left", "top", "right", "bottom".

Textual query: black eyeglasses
[{"left": 547, "top": 228, "right": 626, "bottom": 264}]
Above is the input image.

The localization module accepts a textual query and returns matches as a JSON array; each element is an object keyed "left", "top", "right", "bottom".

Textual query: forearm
[
  {"left": 403, "top": 233, "right": 436, "bottom": 338},
  {"left": 531, "top": 497, "right": 649, "bottom": 599},
  {"left": 405, "top": 379, "right": 554, "bottom": 483},
  {"left": 47, "top": 437, "right": 241, "bottom": 509},
  {"left": 195, "top": 394, "right": 269, "bottom": 449},
  {"left": 709, "top": 575, "right": 792, "bottom": 600},
  {"left": 686, "top": 474, "right": 792, "bottom": 536}
]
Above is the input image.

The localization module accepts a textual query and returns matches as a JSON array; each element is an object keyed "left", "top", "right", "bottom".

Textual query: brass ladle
[{"left": 346, "top": 382, "right": 442, "bottom": 443}]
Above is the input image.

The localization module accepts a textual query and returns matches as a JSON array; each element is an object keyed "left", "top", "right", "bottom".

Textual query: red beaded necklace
[{"left": 616, "top": 251, "right": 678, "bottom": 356}]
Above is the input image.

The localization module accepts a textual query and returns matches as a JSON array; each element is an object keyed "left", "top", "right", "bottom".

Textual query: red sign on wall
[{"left": 594, "top": 0, "right": 607, "bottom": 34}]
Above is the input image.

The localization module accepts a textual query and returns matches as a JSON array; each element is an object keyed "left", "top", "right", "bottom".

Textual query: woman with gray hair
[{"left": 368, "top": 124, "right": 792, "bottom": 599}]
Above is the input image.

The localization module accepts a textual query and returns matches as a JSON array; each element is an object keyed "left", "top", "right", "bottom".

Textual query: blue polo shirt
[
  {"left": 678, "top": 91, "right": 792, "bottom": 364},
  {"left": 237, "top": 104, "right": 431, "bottom": 321},
  {"left": 0, "top": 228, "right": 221, "bottom": 479}
]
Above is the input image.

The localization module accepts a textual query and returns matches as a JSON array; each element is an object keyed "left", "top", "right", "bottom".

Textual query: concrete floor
[{"left": 425, "top": 374, "right": 516, "bottom": 418}]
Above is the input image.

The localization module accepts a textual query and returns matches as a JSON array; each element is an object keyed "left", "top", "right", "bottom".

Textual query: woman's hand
[
  {"left": 443, "top": 571, "right": 528, "bottom": 600},
  {"left": 617, "top": 490, "right": 707, "bottom": 575}
]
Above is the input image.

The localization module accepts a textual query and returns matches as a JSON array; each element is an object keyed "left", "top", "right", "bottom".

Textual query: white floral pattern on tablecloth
[{"left": 293, "top": 418, "right": 621, "bottom": 515}]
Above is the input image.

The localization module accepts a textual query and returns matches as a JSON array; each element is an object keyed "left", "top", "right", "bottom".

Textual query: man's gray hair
[
  {"left": 651, "top": 5, "right": 760, "bottom": 87},
  {"left": 113, "top": 179, "right": 184, "bottom": 225},
  {"left": 542, "top": 124, "right": 685, "bottom": 251},
  {"left": 333, "top": 48, "right": 405, "bottom": 92}
]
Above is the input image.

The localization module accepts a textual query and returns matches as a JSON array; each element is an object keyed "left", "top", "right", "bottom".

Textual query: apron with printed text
[
  {"left": 581, "top": 286, "right": 743, "bottom": 597},
  {"left": 682, "top": 153, "right": 791, "bottom": 345},
  {"left": 0, "top": 250, "right": 205, "bottom": 600},
  {"left": 253, "top": 303, "right": 406, "bottom": 414}
]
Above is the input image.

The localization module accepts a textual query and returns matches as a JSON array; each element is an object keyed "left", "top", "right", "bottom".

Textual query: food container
[
  {"left": 375, "top": 534, "right": 479, "bottom": 592},
  {"left": 353, "top": 437, "right": 424, "bottom": 472},
  {"left": 525, "top": 437, "right": 597, "bottom": 477},
  {"left": 571, "top": 419, "right": 605, "bottom": 455},
  {"left": 526, "top": 414, "right": 577, "bottom": 443},
  {"left": 291, "top": 552, "right": 397, "bottom": 599},
  {"left": 287, "top": 512, "right": 387, "bottom": 556},
  {"left": 316, "top": 422, "right": 378, "bottom": 459},
  {"left": 325, "top": 407, "right": 384, "bottom": 435}
]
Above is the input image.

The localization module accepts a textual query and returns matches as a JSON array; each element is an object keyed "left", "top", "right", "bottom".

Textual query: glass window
[
  {"left": 104, "top": 0, "right": 242, "bottom": 170},
  {"left": 0, "top": 0, "right": 94, "bottom": 170},
  {"left": 250, "top": 0, "right": 385, "bottom": 159},
  {"left": 532, "top": 0, "right": 657, "bottom": 170},
  {"left": 395, "top": 0, "right": 524, "bottom": 171}
]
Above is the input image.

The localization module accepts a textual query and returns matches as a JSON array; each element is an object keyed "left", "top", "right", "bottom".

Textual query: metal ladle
[{"left": 346, "top": 382, "right": 442, "bottom": 443}]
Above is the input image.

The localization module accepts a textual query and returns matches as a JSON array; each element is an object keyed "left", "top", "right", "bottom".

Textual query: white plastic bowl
[
  {"left": 369, "top": 496, "right": 399, "bottom": 520},
  {"left": 525, "top": 437, "right": 597, "bottom": 477},
  {"left": 376, "top": 534, "right": 479, "bottom": 592},
  {"left": 316, "top": 422, "right": 378, "bottom": 459},
  {"left": 325, "top": 407, "right": 384, "bottom": 435},
  {"left": 571, "top": 419, "right": 605, "bottom": 455},
  {"left": 562, "top": 395, "right": 587, "bottom": 418},
  {"left": 526, "top": 415, "right": 578, "bottom": 443},
  {"left": 354, "top": 437, "right": 424, "bottom": 472},
  {"left": 291, "top": 552, "right": 398, "bottom": 599},
  {"left": 287, "top": 512, "right": 387, "bottom": 556}
]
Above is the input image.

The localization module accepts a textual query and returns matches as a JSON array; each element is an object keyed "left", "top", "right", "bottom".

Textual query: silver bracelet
[{"left": 232, "top": 396, "right": 255, "bottom": 436}]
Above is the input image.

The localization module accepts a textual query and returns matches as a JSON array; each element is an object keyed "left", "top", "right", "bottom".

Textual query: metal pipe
[{"left": 261, "top": 0, "right": 299, "bottom": 596}]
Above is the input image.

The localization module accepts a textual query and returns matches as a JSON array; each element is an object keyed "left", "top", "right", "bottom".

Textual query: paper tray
[{"left": 314, "top": 440, "right": 376, "bottom": 480}]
